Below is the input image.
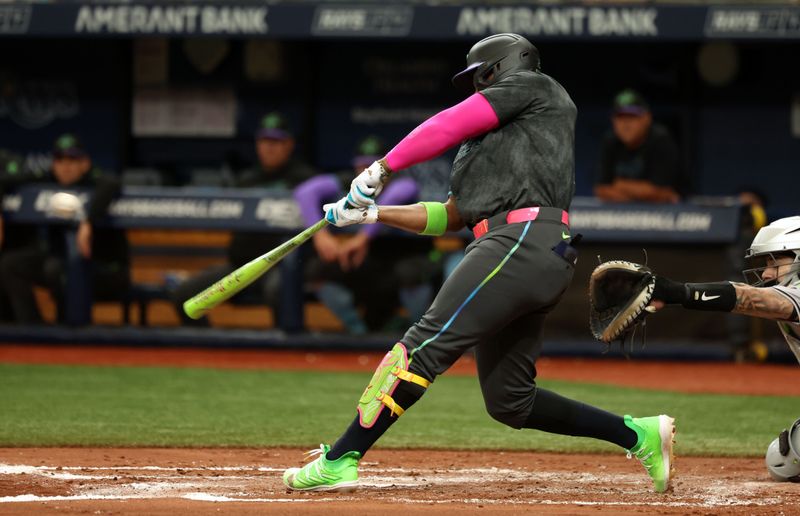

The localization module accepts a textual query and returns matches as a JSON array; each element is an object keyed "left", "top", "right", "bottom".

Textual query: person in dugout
[
  {"left": 170, "top": 111, "right": 315, "bottom": 326},
  {"left": 594, "top": 89, "right": 683, "bottom": 204},
  {"left": 0, "top": 134, "right": 129, "bottom": 324},
  {"left": 295, "top": 135, "right": 447, "bottom": 334}
]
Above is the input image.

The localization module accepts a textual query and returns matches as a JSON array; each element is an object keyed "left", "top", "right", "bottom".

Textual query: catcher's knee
[{"left": 358, "top": 342, "right": 431, "bottom": 428}]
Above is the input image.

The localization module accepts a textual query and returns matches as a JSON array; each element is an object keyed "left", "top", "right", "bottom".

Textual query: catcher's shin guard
[{"left": 358, "top": 343, "right": 431, "bottom": 428}]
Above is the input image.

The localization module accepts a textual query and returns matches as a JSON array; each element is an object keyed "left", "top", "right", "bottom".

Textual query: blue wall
[
  {"left": 0, "top": 38, "right": 797, "bottom": 214},
  {"left": 0, "top": 40, "right": 127, "bottom": 174}
]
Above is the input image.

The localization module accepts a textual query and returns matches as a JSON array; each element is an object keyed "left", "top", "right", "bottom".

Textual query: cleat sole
[{"left": 658, "top": 415, "right": 676, "bottom": 492}]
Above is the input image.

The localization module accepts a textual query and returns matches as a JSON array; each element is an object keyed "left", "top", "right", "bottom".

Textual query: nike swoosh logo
[
  {"left": 700, "top": 292, "right": 720, "bottom": 301},
  {"left": 562, "top": 231, "right": 570, "bottom": 240}
]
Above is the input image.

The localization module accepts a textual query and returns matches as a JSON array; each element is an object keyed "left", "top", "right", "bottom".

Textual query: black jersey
[
  {"left": 597, "top": 123, "right": 682, "bottom": 191},
  {"left": 449, "top": 70, "right": 577, "bottom": 228},
  {"left": 228, "top": 156, "right": 316, "bottom": 266}
]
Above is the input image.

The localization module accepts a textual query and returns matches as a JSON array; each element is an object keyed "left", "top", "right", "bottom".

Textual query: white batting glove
[
  {"left": 324, "top": 197, "right": 378, "bottom": 228},
  {"left": 347, "top": 160, "right": 390, "bottom": 207}
]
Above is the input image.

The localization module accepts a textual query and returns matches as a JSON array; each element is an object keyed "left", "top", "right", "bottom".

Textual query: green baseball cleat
[
  {"left": 624, "top": 414, "right": 676, "bottom": 493},
  {"left": 282, "top": 444, "right": 361, "bottom": 491}
]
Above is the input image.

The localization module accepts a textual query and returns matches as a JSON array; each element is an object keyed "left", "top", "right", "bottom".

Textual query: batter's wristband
[{"left": 419, "top": 202, "right": 447, "bottom": 236}]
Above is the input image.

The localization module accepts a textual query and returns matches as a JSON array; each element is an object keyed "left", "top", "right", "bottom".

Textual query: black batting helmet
[{"left": 452, "top": 33, "right": 540, "bottom": 94}]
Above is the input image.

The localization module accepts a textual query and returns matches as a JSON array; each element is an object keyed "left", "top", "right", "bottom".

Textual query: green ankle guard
[{"left": 357, "top": 343, "right": 430, "bottom": 428}]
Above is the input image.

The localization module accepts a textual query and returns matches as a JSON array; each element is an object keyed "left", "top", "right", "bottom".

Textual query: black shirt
[
  {"left": 597, "top": 123, "right": 681, "bottom": 190},
  {"left": 228, "top": 157, "right": 316, "bottom": 266},
  {"left": 450, "top": 70, "right": 577, "bottom": 228}
]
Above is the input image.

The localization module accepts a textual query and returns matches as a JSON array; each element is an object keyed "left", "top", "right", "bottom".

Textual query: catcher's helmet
[
  {"left": 765, "top": 418, "right": 800, "bottom": 482},
  {"left": 743, "top": 216, "right": 800, "bottom": 287},
  {"left": 452, "top": 33, "right": 540, "bottom": 94}
]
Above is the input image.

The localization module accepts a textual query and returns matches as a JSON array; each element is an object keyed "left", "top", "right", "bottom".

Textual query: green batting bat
[{"left": 183, "top": 218, "right": 329, "bottom": 319}]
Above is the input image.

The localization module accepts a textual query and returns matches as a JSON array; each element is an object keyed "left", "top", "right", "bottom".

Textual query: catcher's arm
[
  {"left": 731, "top": 283, "right": 797, "bottom": 321},
  {"left": 651, "top": 279, "right": 798, "bottom": 322},
  {"left": 590, "top": 261, "right": 800, "bottom": 344}
]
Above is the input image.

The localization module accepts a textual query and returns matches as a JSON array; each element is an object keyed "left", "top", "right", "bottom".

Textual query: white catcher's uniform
[{"left": 773, "top": 283, "right": 800, "bottom": 364}]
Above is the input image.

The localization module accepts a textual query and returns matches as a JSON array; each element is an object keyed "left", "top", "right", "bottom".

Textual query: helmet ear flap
[{"left": 779, "top": 429, "right": 791, "bottom": 456}]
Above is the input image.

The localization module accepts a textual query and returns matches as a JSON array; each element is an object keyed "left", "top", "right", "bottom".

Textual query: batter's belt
[{"left": 472, "top": 206, "right": 569, "bottom": 239}]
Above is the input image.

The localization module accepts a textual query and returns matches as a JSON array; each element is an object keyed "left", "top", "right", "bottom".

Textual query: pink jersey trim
[{"left": 384, "top": 93, "right": 499, "bottom": 172}]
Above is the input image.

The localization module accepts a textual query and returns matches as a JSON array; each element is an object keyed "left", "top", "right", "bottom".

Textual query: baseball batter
[
  {"left": 647, "top": 216, "right": 800, "bottom": 481},
  {"left": 283, "top": 33, "right": 675, "bottom": 493}
]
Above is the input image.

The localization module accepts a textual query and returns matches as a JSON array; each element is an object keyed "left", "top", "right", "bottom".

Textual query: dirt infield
[
  {"left": 1, "top": 448, "right": 799, "bottom": 515},
  {"left": 1, "top": 344, "right": 799, "bottom": 514}
]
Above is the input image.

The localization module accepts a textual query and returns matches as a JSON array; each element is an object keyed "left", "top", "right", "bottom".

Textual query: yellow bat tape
[{"left": 183, "top": 218, "right": 328, "bottom": 320}]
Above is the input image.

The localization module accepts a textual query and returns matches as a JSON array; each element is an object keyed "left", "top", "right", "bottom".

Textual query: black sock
[
  {"left": 523, "top": 388, "right": 638, "bottom": 450},
  {"left": 327, "top": 381, "right": 427, "bottom": 460}
]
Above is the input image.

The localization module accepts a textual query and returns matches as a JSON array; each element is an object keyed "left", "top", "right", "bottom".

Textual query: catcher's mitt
[{"left": 589, "top": 260, "right": 656, "bottom": 343}]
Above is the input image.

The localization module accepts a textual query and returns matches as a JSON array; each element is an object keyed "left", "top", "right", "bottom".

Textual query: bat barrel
[
  {"left": 182, "top": 218, "right": 329, "bottom": 319},
  {"left": 182, "top": 267, "right": 263, "bottom": 320}
]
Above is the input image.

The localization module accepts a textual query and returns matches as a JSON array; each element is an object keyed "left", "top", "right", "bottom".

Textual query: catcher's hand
[{"left": 589, "top": 260, "right": 657, "bottom": 343}]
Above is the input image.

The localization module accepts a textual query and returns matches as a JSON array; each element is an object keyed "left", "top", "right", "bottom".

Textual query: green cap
[
  {"left": 613, "top": 89, "right": 649, "bottom": 116},
  {"left": 53, "top": 133, "right": 87, "bottom": 158},
  {"left": 0, "top": 149, "right": 22, "bottom": 175},
  {"left": 353, "top": 135, "right": 385, "bottom": 167},
  {"left": 256, "top": 111, "right": 292, "bottom": 140}
]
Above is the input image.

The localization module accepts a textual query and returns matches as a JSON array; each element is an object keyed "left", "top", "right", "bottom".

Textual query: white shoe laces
[
  {"left": 296, "top": 444, "right": 330, "bottom": 483},
  {"left": 304, "top": 444, "right": 326, "bottom": 461},
  {"left": 626, "top": 447, "right": 654, "bottom": 469}
]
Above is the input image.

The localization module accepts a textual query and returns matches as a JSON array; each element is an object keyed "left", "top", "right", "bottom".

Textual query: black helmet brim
[{"left": 451, "top": 61, "right": 484, "bottom": 94}]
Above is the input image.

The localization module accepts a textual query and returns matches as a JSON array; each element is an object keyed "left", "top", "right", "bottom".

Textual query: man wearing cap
[
  {"left": 171, "top": 111, "right": 315, "bottom": 326},
  {"left": 295, "top": 135, "right": 441, "bottom": 333},
  {"left": 0, "top": 134, "right": 129, "bottom": 324},
  {"left": 594, "top": 89, "right": 682, "bottom": 203}
]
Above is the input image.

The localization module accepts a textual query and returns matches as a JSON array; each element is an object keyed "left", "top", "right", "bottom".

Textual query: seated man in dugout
[
  {"left": 594, "top": 89, "right": 683, "bottom": 204},
  {"left": 0, "top": 134, "right": 129, "bottom": 324},
  {"left": 296, "top": 135, "right": 446, "bottom": 334},
  {"left": 170, "top": 111, "right": 315, "bottom": 327}
]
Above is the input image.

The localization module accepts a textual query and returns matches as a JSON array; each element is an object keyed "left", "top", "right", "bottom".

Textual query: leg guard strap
[
  {"left": 377, "top": 393, "right": 404, "bottom": 417},
  {"left": 358, "top": 343, "right": 430, "bottom": 428},
  {"left": 392, "top": 367, "right": 430, "bottom": 389}
]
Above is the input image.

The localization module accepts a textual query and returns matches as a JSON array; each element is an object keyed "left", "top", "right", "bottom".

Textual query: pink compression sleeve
[{"left": 384, "top": 93, "right": 499, "bottom": 172}]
